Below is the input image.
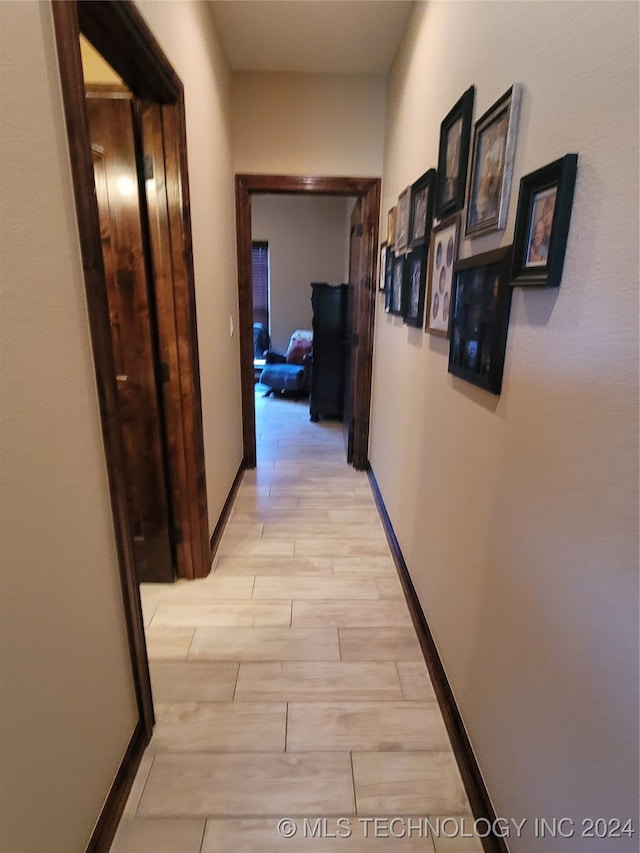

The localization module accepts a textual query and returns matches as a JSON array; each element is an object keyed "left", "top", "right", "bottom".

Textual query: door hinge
[
  {"left": 352, "top": 333, "right": 360, "bottom": 346},
  {"left": 352, "top": 223, "right": 364, "bottom": 237},
  {"left": 143, "top": 154, "right": 154, "bottom": 181},
  {"left": 169, "top": 527, "right": 183, "bottom": 546},
  {"left": 157, "top": 362, "right": 170, "bottom": 384}
]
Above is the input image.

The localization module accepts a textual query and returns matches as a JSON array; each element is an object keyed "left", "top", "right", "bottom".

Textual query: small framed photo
[
  {"left": 384, "top": 249, "right": 395, "bottom": 312},
  {"left": 395, "top": 187, "right": 411, "bottom": 252},
  {"left": 435, "top": 86, "right": 475, "bottom": 219},
  {"left": 387, "top": 206, "right": 397, "bottom": 247},
  {"left": 378, "top": 242, "right": 389, "bottom": 291},
  {"left": 390, "top": 253, "right": 405, "bottom": 316},
  {"left": 425, "top": 214, "right": 461, "bottom": 338},
  {"left": 449, "top": 245, "right": 513, "bottom": 395},
  {"left": 510, "top": 154, "right": 578, "bottom": 288},
  {"left": 403, "top": 247, "right": 427, "bottom": 328},
  {"left": 409, "top": 169, "right": 436, "bottom": 248},
  {"left": 466, "top": 84, "right": 522, "bottom": 237}
]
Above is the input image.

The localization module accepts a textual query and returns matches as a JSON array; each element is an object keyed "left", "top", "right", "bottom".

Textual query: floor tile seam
[{"left": 132, "top": 752, "right": 157, "bottom": 819}]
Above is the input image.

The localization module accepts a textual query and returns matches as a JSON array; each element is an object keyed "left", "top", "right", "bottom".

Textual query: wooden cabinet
[{"left": 309, "top": 283, "right": 347, "bottom": 422}]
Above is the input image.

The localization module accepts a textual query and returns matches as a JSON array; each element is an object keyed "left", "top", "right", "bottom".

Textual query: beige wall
[
  {"left": 135, "top": 1, "right": 243, "bottom": 533},
  {"left": 0, "top": 4, "right": 138, "bottom": 851},
  {"left": 232, "top": 71, "right": 386, "bottom": 176},
  {"left": 251, "top": 195, "right": 352, "bottom": 352},
  {"left": 370, "top": 2, "right": 639, "bottom": 847}
]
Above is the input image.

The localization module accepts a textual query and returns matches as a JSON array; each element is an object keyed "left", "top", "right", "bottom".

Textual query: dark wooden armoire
[{"left": 309, "top": 282, "right": 348, "bottom": 422}]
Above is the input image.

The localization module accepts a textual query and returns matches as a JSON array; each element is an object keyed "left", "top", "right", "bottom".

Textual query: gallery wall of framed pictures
[{"left": 379, "top": 80, "right": 579, "bottom": 395}]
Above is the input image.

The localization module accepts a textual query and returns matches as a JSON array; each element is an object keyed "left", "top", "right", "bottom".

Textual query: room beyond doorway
[{"left": 235, "top": 174, "right": 380, "bottom": 471}]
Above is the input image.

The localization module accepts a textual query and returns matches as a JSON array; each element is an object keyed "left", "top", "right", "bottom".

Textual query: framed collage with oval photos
[
  {"left": 510, "top": 153, "right": 578, "bottom": 288},
  {"left": 425, "top": 214, "right": 460, "bottom": 337}
]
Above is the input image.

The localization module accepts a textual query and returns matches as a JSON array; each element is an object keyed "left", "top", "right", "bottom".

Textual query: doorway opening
[
  {"left": 235, "top": 175, "right": 380, "bottom": 471},
  {"left": 52, "top": 2, "right": 211, "bottom": 750}
]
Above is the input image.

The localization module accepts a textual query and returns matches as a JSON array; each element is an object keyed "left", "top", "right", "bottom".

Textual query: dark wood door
[
  {"left": 343, "top": 198, "right": 362, "bottom": 460},
  {"left": 87, "top": 95, "right": 174, "bottom": 584}
]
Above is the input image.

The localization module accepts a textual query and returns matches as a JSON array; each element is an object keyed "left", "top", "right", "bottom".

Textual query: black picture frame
[
  {"left": 378, "top": 242, "right": 388, "bottom": 292},
  {"left": 409, "top": 168, "right": 436, "bottom": 248},
  {"left": 448, "top": 245, "right": 513, "bottom": 395},
  {"left": 384, "top": 247, "right": 394, "bottom": 312},
  {"left": 390, "top": 253, "right": 405, "bottom": 316},
  {"left": 403, "top": 246, "right": 427, "bottom": 328},
  {"left": 425, "top": 214, "right": 460, "bottom": 338},
  {"left": 435, "top": 86, "right": 475, "bottom": 219},
  {"left": 395, "top": 186, "right": 411, "bottom": 252},
  {"left": 510, "top": 153, "right": 578, "bottom": 288},
  {"left": 466, "top": 84, "right": 522, "bottom": 237}
]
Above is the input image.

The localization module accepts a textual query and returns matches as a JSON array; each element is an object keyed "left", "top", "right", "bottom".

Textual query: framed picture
[
  {"left": 466, "top": 84, "right": 522, "bottom": 237},
  {"left": 390, "top": 253, "right": 405, "bottom": 316},
  {"left": 403, "top": 247, "right": 427, "bottom": 328},
  {"left": 395, "top": 187, "right": 411, "bottom": 252},
  {"left": 435, "top": 86, "right": 475, "bottom": 219},
  {"left": 378, "top": 242, "right": 388, "bottom": 291},
  {"left": 425, "top": 214, "right": 461, "bottom": 338},
  {"left": 387, "top": 206, "right": 397, "bottom": 247},
  {"left": 409, "top": 169, "right": 436, "bottom": 248},
  {"left": 510, "top": 153, "right": 578, "bottom": 287},
  {"left": 448, "top": 245, "right": 513, "bottom": 395},
  {"left": 384, "top": 249, "right": 395, "bottom": 312}
]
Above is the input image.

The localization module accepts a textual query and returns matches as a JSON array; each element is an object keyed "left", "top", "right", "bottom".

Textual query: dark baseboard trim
[
  {"left": 85, "top": 718, "right": 146, "bottom": 853},
  {"left": 209, "top": 460, "right": 246, "bottom": 563},
  {"left": 368, "top": 469, "right": 508, "bottom": 853}
]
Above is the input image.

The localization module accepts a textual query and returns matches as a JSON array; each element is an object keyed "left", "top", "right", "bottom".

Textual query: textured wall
[
  {"left": 370, "top": 2, "right": 639, "bottom": 848},
  {"left": 232, "top": 71, "right": 386, "bottom": 177},
  {"left": 0, "top": 4, "right": 137, "bottom": 850},
  {"left": 252, "top": 195, "right": 351, "bottom": 353}
]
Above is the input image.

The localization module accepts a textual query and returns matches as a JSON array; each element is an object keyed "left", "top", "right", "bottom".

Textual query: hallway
[{"left": 110, "top": 389, "right": 479, "bottom": 852}]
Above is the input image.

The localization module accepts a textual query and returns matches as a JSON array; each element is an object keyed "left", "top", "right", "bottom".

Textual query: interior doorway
[
  {"left": 235, "top": 175, "right": 380, "bottom": 471},
  {"left": 52, "top": 2, "right": 211, "bottom": 747}
]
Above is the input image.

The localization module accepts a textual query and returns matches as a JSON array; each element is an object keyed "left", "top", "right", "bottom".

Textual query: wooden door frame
[
  {"left": 52, "top": 1, "right": 209, "bottom": 741},
  {"left": 235, "top": 174, "right": 380, "bottom": 469}
]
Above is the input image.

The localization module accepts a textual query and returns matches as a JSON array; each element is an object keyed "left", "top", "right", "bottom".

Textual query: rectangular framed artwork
[
  {"left": 395, "top": 187, "right": 411, "bottom": 252},
  {"left": 409, "top": 169, "right": 436, "bottom": 249},
  {"left": 378, "top": 242, "right": 388, "bottom": 291},
  {"left": 466, "top": 84, "right": 522, "bottom": 237},
  {"left": 390, "top": 253, "right": 405, "bottom": 316},
  {"left": 435, "top": 86, "right": 475, "bottom": 219},
  {"left": 448, "top": 245, "right": 513, "bottom": 394},
  {"left": 425, "top": 214, "right": 461, "bottom": 338},
  {"left": 510, "top": 153, "right": 578, "bottom": 288},
  {"left": 403, "top": 246, "right": 427, "bottom": 328},
  {"left": 387, "top": 206, "right": 397, "bottom": 247},
  {"left": 384, "top": 249, "right": 394, "bottom": 312}
]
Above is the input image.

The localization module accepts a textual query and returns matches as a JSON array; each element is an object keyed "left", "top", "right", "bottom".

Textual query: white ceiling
[{"left": 207, "top": 1, "right": 415, "bottom": 75}]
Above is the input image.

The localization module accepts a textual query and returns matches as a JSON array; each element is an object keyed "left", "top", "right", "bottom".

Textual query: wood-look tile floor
[{"left": 111, "top": 389, "right": 481, "bottom": 853}]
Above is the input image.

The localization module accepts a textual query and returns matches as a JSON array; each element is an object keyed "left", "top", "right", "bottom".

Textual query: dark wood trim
[
  {"left": 77, "top": 0, "right": 180, "bottom": 103},
  {"left": 367, "top": 468, "right": 508, "bottom": 853},
  {"left": 85, "top": 719, "right": 146, "bottom": 853},
  {"left": 52, "top": 0, "right": 154, "bottom": 739},
  {"left": 209, "top": 461, "right": 246, "bottom": 563},
  {"left": 235, "top": 174, "right": 380, "bottom": 471}
]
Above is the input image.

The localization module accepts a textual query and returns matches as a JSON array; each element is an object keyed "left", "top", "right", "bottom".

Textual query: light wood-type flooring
[{"left": 110, "top": 388, "right": 481, "bottom": 852}]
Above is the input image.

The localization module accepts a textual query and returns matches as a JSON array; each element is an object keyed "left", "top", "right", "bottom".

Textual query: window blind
[{"left": 251, "top": 241, "right": 269, "bottom": 331}]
